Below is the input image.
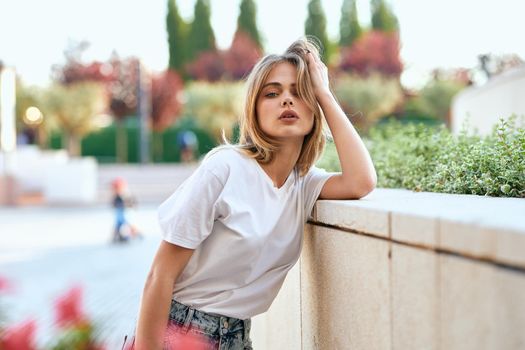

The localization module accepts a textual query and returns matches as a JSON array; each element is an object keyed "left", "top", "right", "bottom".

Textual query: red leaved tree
[
  {"left": 339, "top": 30, "right": 403, "bottom": 78},
  {"left": 150, "top": 69, "right": 184, "bottom": 161},
  {"left": 58, "top": 61, "right": 116, "bottom": 85},
  {"left": 186, "top": 50, "right": 226, "bottom": 82},
  {"left": 107, "top": 56, "right": 140, "bottom": 162},
  {"left": 223, "top": 30, "right": 262, "bottom": 80}
]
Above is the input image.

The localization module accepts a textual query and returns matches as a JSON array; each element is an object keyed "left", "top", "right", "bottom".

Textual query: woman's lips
[{"left": 279, "top": 110, "right": 299, "bottom": 119}]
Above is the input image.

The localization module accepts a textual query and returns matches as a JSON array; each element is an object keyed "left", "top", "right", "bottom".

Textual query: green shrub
[
  {"left": 317, "top": 116, "right": 525, "bottom": 198},
  {"left": 333, "top": 72, "right": 404, "bottom": 134}
]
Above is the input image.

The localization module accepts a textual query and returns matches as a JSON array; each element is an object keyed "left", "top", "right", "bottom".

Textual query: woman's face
[{"left": 255, "top": 62, "right": 314, "bottom": 143}]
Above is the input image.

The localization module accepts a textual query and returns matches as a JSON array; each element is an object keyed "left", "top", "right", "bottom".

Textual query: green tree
[
  {"left": 339, "top": 0, "right": 362, "bottom": 47},
  {"left": 371, "top": 0, "right": 399, "bottom": 32},
  {"left": 45, "top": 82, "right": 107, "bottom": 156},
  {"left": 187, "top": 0, "right": 216, "bottom": 61},
  {"left": 333, "top": 72, "right": 404, "bottom": 134},
  {"left": 166, "top": 0, "right": 188, "bottom": 73},
  {"left": 304, "top": 0, "right": 331, "bottom": 62},
  {"left": 183, "top": 82, "right": 244, "bottom": 142},
  {"left": 236, "top": 0, "right": 263, "bottom": 49}
]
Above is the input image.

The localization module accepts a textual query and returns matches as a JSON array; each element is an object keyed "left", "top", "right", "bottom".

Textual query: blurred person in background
[
  {"left": 111, "top": 177, "right": 142, "bottom": 243},
  {"left": 131, "top": 37, "right": 376, "bottom": 349},
  {"left": 177, "top": 130, "right": 198, "bottom": 163}
]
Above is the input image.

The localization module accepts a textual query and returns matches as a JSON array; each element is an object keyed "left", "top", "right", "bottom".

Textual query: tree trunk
[
  {"left": 115, "top": 120, "right": 128, "bottom": 163},
  {"left": 64, "top": 133, "right": 81, "bottom": 157},
  {"left": 37, "top": 126, "right": 48, "bottom": 149},
  {"left": 153, "top": 131, "right": 164, "bottom": 162}
]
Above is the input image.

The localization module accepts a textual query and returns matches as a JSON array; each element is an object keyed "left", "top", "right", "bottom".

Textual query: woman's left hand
[{"left": 305, "top": 50, "right": 331, "bottom": 99}]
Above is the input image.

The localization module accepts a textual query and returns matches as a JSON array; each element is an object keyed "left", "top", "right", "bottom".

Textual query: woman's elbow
[{"left": 355, "top": 177, "right": 376, "bottom": 199}]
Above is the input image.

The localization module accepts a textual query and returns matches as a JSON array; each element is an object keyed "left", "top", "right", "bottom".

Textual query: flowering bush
[
  {"left": 317, "top": 116, "right": 525, "bottom": 197},
  {"left": 0, "top": 280, "right": 105, "bottom": 350}
]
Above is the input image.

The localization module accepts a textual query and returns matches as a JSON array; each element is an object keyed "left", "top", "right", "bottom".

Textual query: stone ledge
[{"left": 312, "top": 188, "right": 525, "bottom": 268}]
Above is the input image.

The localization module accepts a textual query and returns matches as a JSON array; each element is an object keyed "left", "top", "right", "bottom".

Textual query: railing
[{"left": 252, "top": 188, "right": 525, "bottom": 349}]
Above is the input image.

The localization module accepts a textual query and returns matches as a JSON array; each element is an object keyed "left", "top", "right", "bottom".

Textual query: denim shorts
[{"left": 123, "top": 299, "right": 253, "bottom": 350}]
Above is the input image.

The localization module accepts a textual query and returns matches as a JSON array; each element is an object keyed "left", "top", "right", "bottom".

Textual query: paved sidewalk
[{"left": 0, "top": 205, "right": 163, "bottom": 349}]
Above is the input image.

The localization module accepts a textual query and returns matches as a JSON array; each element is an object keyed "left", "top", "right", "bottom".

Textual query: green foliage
[
  {"left": 187, "top": 0, "right": 216, "bottom": 61},
  {"left": 237, "top": 0, "right": 263, "bottom": 49},
  {"left": 339, "top": 0, "right": 362, "bottom": 47},
  {"left": 333, "top": 72, "right": 404, "bottom": 133},
  {"left": 318, "top": 116, "right": 525, "bottom": 198},
  {"left": 371, "top": 0, "right": 399, "bottom": 32},
  {"left": 50, "top": 117, "right": 216, "bottom": 163},
  {"left": 48, "top": 323, "right": 100, "bottom": 350},
  {"left": 166, "top": 0, "right": 189, "bottom": 73},
  {"left": 405, "top": 79, "right": 466, "bottom": 122},
  {"left": 182, "top": 81, "right": 244, "bottom": 142},
  {"left": 45, "top": 82, "right": 107, "bottom": 156},
  {"left": 15, "top": 83, "right": 58, "bottom": 138},
  {"left": 304, "top": 0, "right": 331, "bottom": 62}
]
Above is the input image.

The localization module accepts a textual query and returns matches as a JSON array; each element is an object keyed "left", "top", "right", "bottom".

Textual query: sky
[{"left": 0, "top": 0, "right": 524, "bottom": 89}]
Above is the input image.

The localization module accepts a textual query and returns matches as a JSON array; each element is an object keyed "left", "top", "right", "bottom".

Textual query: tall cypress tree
[
  {"left": 304, "top": 0, "right": 331, "bottom": 62},
  {"left": 187, "top": 0, "right": 216, "bottom": 61},
  {"left": 236, "top": 0, "right": 263, "bottom": 49},
  {"left": 339, "top": 0, "right": 362, "bottom": 47},
  {"left": 371, "top": 0, "right": 399, "bottom": 32},
  {"left": 166, "top": 0, "right": 187, "bottom": 72}
]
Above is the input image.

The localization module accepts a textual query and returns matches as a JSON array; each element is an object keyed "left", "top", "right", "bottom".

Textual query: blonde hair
[{"left": 209, "top": 37, "right": 328, "bottom": 177}]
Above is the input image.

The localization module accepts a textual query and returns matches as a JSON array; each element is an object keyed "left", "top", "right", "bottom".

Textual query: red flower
[
  {"left": 0, "top": 275, "right": 15, "bottom": 293},
  {"left": 54, "top": 285, "right": 87, "bottom": 328},
  {"left": 0, "top": 319, "right": 37, "bottom": 350},
  {"left": 164, "top": 323, "right": 209, "bottom": 350}
]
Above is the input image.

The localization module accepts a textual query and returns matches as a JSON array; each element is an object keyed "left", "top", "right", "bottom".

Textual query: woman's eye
[{"left": 265, "top": 92, "right": 278, "bottom": 97}]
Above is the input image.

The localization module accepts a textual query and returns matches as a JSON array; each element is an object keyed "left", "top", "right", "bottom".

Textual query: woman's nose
[{"left": 281, "top": 97, "right": 294, "bottom": 107}]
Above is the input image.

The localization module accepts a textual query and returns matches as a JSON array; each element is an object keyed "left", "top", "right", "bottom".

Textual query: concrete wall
[
  {"left": 451, "top": 65, "right": 525, "bottom": 136},
  {"left": 252, "top": 189, "right": 525, "bottom": 349}
]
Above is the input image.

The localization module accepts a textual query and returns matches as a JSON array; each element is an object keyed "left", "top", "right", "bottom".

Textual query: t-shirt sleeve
[
  {"left": 157, "top": 164, "right": 225, "bottom": 249},
  {"left": 303, "top": 166, "right": 336, "bottom": 221}
]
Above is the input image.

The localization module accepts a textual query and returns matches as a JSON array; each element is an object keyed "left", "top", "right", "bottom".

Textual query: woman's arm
[
  {"left": 134, "top": 241, "right": 194, "bottom": 350},
  {"left": 306, "top": 51, "right": 377, "bottom": 200}
]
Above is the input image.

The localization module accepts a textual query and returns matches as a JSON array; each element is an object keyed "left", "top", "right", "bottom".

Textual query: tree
[
  {"left": 107, "top": 55, "right": 139, "bottom": 163},
  {"left": 405, "top": 78, "right": 467, "bottom": 126},
  {"left": 224, "top": 31, "right": 262, "bottom": 80},
  {"left": 183, "top": 82, "right": 244, "bottom": 142},
  {"left": 151, "top": 69, "right": 184, "bottom": 132},
  {"left": 236, "top": 0, "right": 263, "bottom": 49},
  {"left": 339, "top": 30, "right": 403, "bottom": 78},
  {"left": 166, "top": 0, "right": 188, "bottom": 73},
  {"left": 45, "top": 82, "right": 107, "bottom": 156},
  {"left": 339, "top": 0, "right": 362, "bottom": 47},
  {"left": 187, "top": 0, "right": 216, "bottom": 61},
  {"left": 150, "top": 69, "right": 184, "bottom": 161},
  {"left": 334, "top": 72, "right": 404, "bottom": 134},
  {"left": 371, "top": 0, "right": 399, "bottom": 32},
  {"left": 15, "top": 83, "right": 50, "bottom": 148},
  {"left": 304, "top": 0, "right": 331, "bottom": 62},
  {"left": 186, "top": 50, "right": 226, "bottom": 82}
]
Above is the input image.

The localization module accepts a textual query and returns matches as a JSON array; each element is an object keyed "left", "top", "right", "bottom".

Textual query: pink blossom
[
  {"left": 0, "top": 319, "right": 37, "bottom": 350},
  {"left": 54, "top": 285, "right": 87, "bottom": 328}
]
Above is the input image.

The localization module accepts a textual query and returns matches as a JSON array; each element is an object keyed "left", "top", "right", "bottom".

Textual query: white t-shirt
[{"left": 158, "top": 147, "right": 335, "bottom": 319}]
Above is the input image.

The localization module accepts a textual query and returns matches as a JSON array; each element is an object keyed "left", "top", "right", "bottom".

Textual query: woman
[{"left": 133, "top": 37, "right": 377, "bottom": 349}]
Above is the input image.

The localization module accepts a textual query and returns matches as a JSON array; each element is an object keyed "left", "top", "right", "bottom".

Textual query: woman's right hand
[{"left": 134, "top": 241, "right": 194, "bottom": 350}]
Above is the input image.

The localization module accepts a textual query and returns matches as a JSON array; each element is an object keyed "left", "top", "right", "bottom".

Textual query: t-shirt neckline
[{"left": 251, "top": 158, "right": 295, "bottom": 193}]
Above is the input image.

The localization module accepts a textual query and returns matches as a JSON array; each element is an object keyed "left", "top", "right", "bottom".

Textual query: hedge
[{"left": 317, "top": 116, "right": 525, "bottom": 198}]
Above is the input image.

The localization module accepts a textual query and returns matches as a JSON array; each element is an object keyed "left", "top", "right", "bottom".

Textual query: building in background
[{"left": 452, "top": 65, "right": 525, "bottom": 135}]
